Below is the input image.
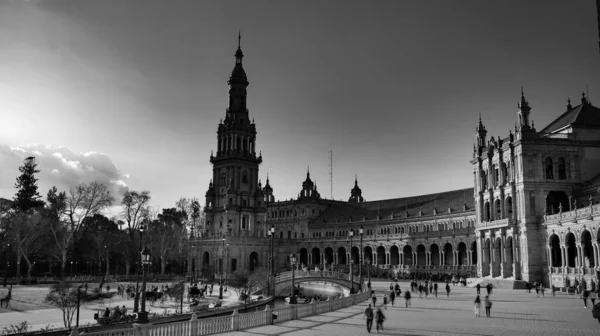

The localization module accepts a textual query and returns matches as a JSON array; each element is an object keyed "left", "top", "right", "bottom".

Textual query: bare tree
[
  {"left": 120, "top": 191, "right": 151, "bottom": 276},
  {"left": 47, "top": 183, "right": 114, "bottom": 277},
  {"left": 44, "top": 282, "right": 79, "bottom": 328},
  {"left": 9, "top": 210, "right": 44, "bottom": 278}
]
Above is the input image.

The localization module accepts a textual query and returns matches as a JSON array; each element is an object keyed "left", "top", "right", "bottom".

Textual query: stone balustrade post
[
  {"left": 190, "top": 313, "right": 199, "bottom": 336},
  {"left": 292, "top": 305, "right": 298, "bottom": 320},
  {"left": 132, "top": 323, "right": 149, "bottom": 336},
  {"left": 232, "top": 309, "right": 239, "bottom": 331}
]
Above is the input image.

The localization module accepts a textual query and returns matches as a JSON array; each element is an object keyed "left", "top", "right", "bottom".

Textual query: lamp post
[
  {"left": 366, "top": 257, "right": 372, "bottom": 289},
  {"left": 76, "top": 284, "right": 82, "bottom": 328},
  {"left": 269, "top": 226, "right": 275, "bottom": 296},
  {"left": 219, "top": 237, "right": 225, "bottom": 300},
  {"left": 348, "top": 229, "right": 354, "bottom": 294},
  {"left": 289, "top": 253, "right": 297, "bottom": 303},
  {"left": 133, "top": 224, "right": 146, "bottom": 313},
  {"left": 137, "top": 247, "right": 151, "bottom": 323},
  {"left": 359, "top": 226, "right": 363, "bottom": 292},
  {"left": 225, "top": 243, "right": 229, "bottom": 292}
]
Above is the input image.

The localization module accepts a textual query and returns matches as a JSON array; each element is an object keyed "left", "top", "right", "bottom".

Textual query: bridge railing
[
  {"left": 250, "top": 270, "right": 362, "bottom": 294},
  {"left": 79, "top": 289, "right": 371, "bottom": 336}
]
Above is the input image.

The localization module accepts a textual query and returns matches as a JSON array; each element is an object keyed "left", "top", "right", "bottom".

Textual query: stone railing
[
  {"left": 298, "top": 228, "right": 475, "bottom": 243},
  {"left": 544, "top": 203, "right": 600, "bottom": 225},
  {"left": 476, "top": 218, "right": 514, "bottom": 229},
  {"left": 77, "top": 290, "right": 370, "bottom": 336}
]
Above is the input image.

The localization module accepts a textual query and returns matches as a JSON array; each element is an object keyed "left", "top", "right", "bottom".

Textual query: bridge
[{"left": 250, "top": 270, "right": 363, "bottom": 296}]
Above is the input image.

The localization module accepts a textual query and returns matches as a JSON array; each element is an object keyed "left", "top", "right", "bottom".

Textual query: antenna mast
[{"left": 328, "top": 148, "right": 333, "bottom": 199}]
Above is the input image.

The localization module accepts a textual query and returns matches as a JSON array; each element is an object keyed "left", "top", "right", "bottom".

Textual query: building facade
[{"left": 190, "top": 43, "right": 600, "bottom": 288}]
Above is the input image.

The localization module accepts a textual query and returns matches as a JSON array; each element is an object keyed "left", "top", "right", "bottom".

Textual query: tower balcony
[
  {"left": 210, "top": 150, "right": 262, "bottom": 164},
  {"left": 475, "top": 218, "right": 514, "bottom": 230}
]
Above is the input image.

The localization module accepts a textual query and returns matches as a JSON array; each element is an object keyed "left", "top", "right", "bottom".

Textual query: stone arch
[
  {"left": 311, "top": 247, "right": 321, "bottom": 265},
  {"left": 390, "top": 245, "right": 399, "bottom": 265},
  {"left": 504, "top": 237, "right": 514, "bottom": 277},
  {"left": 492, "top": 237, "right": 502, "bottom": 277},
  {"left": 430, "top": 244, "right": 440, "bottom": 265},
  {"left": 403, "top": 245, "right": 413, "bottom": 265},
  {"left": 376, "top": 246, "right": 386, "bottom": 265},
  {"left": 337, "top": 246, "right": 347, "bottom": 264},
  {"left": 482, "top": 238, "right": 491, "bottom": 276},
  {"left": 549, "top": 234, "right": 561, "bottom": 267},
  {"left": 364, "top": 246, "right": 373, "bottom": 264},
  {"left": 299, "top": 248, "right": 308, "bottom": 266},
  {"left": 324, "top": 247, "right": 334, "bottom": 266},
  {"left": 457, "top": 242, "right": 467, "bottom": 266},
  {"left": 581, "top": 230, "right": 594, "bottom": 267},
  {"left": 494, "top": 199, "right": 501, "bottom": 220},
  {"left": 565, "top": 232, "right": 576, "bottom": 267},
  {"left": 351, "top": 246, "right": 360, "bottom": 264},
  {"left": 249, "top": 251, "right": 259, "bottom": 272},
  {"left": 443, "top": 242, "right": 453, "bottom": 265},
  {"left": 505, "top": 196, "right": 513, "bottom": 219},
  {"left": 416, "top": 244, "right": 427, "bottom": 265}
]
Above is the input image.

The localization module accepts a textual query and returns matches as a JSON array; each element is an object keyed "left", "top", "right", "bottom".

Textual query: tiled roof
[
  {"left": 539, "top": 102, "right": 600, "bottom": 134},
  {"left": 311, "top": 187, "right": 475, "bottom": 225}
]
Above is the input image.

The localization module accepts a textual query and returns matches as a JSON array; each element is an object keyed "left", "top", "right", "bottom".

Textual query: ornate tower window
[
  {"left": 544, "top": 157, "right": 554, "bottom": 180},
  {"left": 558, "top": 158, "right": 567, "bottom": 180}
]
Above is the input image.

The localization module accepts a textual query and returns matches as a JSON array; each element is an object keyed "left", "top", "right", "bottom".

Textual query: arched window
[
  {"left": 545, "top": 157, "right": 554, "bottom": 180},
  {"left": 558, "top": 158, "right": 567, "bottom": 180},
  {"left": 242, "top": 171, "right": 248, "bottom": 183}
]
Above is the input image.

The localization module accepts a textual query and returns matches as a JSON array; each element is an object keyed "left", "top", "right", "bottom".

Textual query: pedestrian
[
  {"left": 476, "top": 283, "right": 481, "bottom": 295},
  {"left": 429, "top": 282, "right": 433, "bottom": 294},
  {"left": 474, "top": 295, "right": 481, "bottom": 317},
  {"left": 583, "top": 289, "right": 590, "bottom": 308},
  {"left": 434, "top": 282, "right": 438, "bottom": 297},
  {"left": 540, "top": 284, "right": 545, "bottom": 297},
  {"left": 363, "top": 303, "right": 374, "bottom": 333},
  {"left": 390, "top": 291, "right": 395, "bottom": 306},
  {"left": 551, "top": 285, "right": 556, "bottom": 298},
  {"left": 389, "top": 283, "right": 394, "bottom": 292},
  {"left": 372, "top": 295, "right": 377, "bottom": 306},
  {"left": 484, "top": 295, "right": 492, "bottom": 317},
  {"left": 486, "top": 283, "right": 492, "bottom": 295},
  {"left": 526, "top": 282, "right": 531, "bottom": 293},
  {"left": 418, "top": 283, "right": 423, "bottom": 298},
  {"left": 404, "top": 290, "right": 411, "bottom": 307},
  {"left": 590, "top": 289, "right": 598, "bottom": 306},
  {"left": 383, "top": 295, "right": 388, "bottom": 309},
  {"left": 446, "top": 283, "right": 451, "bottom": 297},
  {"left": 535, "top": 283, "right": 540, "bottom": 297},
  {"left": 375, "top": 306, "right": 386, "bottom": 332}
]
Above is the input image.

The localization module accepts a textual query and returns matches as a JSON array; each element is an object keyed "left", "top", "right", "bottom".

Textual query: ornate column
[
  {"left": 413, "top": 252, "right": 417, "bottom": 266},
  {"left": 400, "top": 252, "right": 404, "bottom": 266},
  {"left": 593, "top": 243, "right": 599, "bottom": 269},
  {"left": 563, "top": 244, "right": 569, "bottom": 269},
  {"left": 373, "top": 252, "right": 377, "bottom": 265}
]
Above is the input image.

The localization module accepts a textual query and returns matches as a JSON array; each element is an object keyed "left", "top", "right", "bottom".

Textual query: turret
[
  {"left": 348, "top": 175, "right": 364, "bottom": 203},
  {"left": 475, "top": 114, "right": 487, "bottom": 149},
  {"left": 517, "top": 87, "right": 531, "bottom": 130},
  {"left": 263, "top": 174, "right": 274, "bottom": 203}
]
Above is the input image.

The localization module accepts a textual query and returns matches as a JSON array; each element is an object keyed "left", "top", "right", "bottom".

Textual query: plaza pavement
[{"left": 216, "top": 280, "right": 600, "bottom": 336}]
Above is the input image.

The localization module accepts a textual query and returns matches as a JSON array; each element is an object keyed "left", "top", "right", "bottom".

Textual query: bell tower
[{"left": 205, "top": 35, "right": 266, "bottom": 237}]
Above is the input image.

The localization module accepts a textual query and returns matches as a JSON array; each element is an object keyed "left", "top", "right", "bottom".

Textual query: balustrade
[
  {"left": 544, "top": 203, "right": 600, "bottom": 225},
  {"left": 80, "top": 290, "right": 371, "bottom": 336}
]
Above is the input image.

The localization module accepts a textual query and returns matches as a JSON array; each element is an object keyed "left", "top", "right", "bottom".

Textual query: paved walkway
[{"left": 216, "top": 280, "right": 600, "bottom": 336}]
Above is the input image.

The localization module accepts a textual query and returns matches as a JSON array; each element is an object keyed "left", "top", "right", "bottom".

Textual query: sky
[{"left": 1, "top": 0, "right": 600, "bottom": 214}]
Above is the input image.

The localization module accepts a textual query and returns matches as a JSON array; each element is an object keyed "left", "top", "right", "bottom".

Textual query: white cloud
[{"left": 0, "top": 144, "right": 129, "bottom": 202}]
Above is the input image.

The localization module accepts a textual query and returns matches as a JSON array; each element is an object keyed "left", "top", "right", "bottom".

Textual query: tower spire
[{"left": 238, "top": 31, "right": 241, "bottom": 49}]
